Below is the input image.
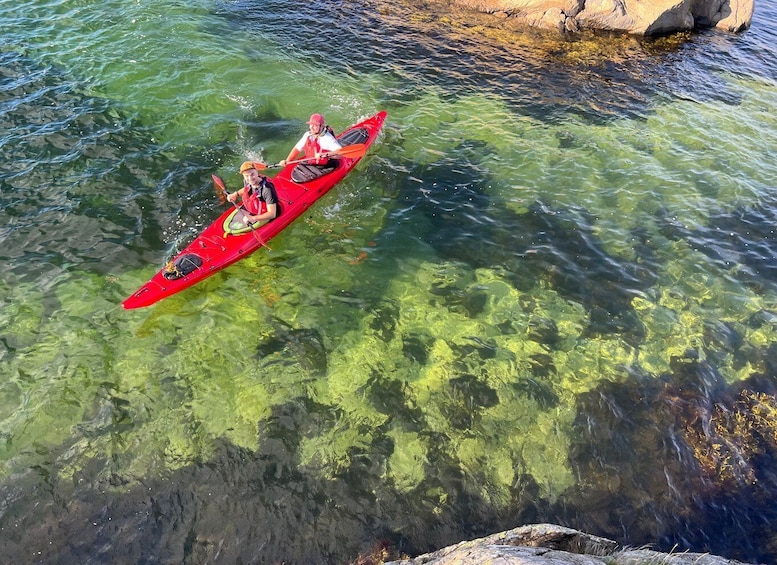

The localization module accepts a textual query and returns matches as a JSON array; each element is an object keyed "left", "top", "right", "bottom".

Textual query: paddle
[
  {"left": 270, "top": 143, "right": 368, "bottom": 168},
  {"left": 212, "top": 173, "right": 229, "bottom": 203}
]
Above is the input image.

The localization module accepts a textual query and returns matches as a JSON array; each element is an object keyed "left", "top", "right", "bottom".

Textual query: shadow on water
[
  {"left": 6, "top": 339, "right": 775, "bottom": 563},
  {"left": 0, "top": 394, "right": 550, "bottom": 564}
]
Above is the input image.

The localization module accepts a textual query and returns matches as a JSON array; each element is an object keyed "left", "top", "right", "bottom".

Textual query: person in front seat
[{"left": 227, "top": 161, "right": 278, "bottom": 226}]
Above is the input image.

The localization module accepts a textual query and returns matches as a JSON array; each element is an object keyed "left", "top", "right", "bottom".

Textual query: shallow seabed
[{"left": 2, "top": 0, "right": 777, "bottom": 563}]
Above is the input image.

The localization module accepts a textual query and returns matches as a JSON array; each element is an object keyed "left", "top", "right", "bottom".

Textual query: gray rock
[{"left": 385, "top": 524, "right": 756, "bottom": 565}]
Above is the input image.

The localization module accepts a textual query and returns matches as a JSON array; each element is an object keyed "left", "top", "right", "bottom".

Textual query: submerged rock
[
  {"left": 424, "top": 0, "right": 754, "bottom": 35},
  {"left": 385, "top": 523, "right": 753, "bottom": 564}
]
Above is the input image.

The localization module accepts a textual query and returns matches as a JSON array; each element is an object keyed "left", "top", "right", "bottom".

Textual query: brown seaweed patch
[{"left": 684, "top": 389, "right": 777, "bottom": 489}]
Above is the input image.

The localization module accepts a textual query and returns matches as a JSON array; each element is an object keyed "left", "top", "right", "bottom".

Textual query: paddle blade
[
  {"left": 337, "top": 143, "right": 368, "bottom": 159},
  {"left": 212, "top": 174, "right": 228, "bottom": 203}
]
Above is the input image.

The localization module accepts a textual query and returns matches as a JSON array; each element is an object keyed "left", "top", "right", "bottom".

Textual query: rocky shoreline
[
  {"left": 384, "top": 524, "right": 755, "bottom": 564},
  {"left": 423, "top": 0, "right": 754, "bottom": 35}
]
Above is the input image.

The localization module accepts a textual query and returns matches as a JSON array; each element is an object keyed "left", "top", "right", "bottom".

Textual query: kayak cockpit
[{"left": 223, "top": 207, "right": 261, "bottom": 235}]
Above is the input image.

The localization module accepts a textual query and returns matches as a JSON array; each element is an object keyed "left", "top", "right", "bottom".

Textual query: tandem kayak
[{"left": 122, "top": 110, "right": 387, "bottom": 309}]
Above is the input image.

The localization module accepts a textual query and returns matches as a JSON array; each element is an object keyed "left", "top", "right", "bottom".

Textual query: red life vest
[
  {"left": 303, "top": 127, "right": 336, "bottom": 165},
  {"left": 242, "top": 184, "right": 268, "bottom": 215}
]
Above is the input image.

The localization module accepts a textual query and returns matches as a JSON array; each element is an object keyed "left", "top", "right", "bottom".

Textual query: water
[{"left": 2, "top": 0, "right": 777, "bottom": 562}]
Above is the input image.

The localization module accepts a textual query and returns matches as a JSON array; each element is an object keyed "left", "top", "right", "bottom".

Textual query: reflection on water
[{"left": 2, "top": 0, "right": 777, "bottom": 563}]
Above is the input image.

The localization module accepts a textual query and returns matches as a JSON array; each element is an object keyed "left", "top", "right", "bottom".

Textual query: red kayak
[{"left": 123, "top": 110, "right": 387, "bottom": 309}]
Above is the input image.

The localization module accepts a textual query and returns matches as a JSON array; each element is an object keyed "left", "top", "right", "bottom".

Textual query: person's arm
[
  {"left": 278, "top": 134, "right": 308, "bottom": 167},
  {"left": 280, "top": 148, "right": 300, "bottom": 166},
  {"left": 226, "top": 186, "right": 246, "bottom": 203}
]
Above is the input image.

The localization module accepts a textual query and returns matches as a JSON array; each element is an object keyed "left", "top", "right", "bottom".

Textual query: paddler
[
  {"left": 278, "top": 113, "right": 343, "bottom": 183},
  {"left": 226, "top": 162, "right": 278, "bottom": 226}
]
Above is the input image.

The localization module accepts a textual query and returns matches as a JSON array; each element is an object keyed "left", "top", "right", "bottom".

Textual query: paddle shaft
[{"left": 273, "top": 143, "right": 368, "bottom": 168}]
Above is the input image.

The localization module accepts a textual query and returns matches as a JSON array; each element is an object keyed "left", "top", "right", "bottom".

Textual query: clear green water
[{"left": 2, "top": 0, "right": 777, "bottom": 562}]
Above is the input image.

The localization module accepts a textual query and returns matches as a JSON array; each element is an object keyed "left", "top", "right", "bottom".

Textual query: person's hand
[
  {"left": 227, "top": 192, "right": 237, "bottom": 203},
  {"left": 278, "top": 159, "right": 287, "bottom": 167}
]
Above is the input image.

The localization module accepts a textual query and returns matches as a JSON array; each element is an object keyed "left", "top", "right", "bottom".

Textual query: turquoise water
[{"left": 2, "top": 0, "right": 777, "bottom": 562}]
